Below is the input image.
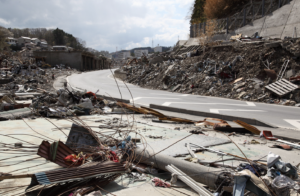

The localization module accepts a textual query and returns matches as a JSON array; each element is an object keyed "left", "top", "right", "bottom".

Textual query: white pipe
[
  {"left": 277, "top": 139, "right": 300, "bottom": 149},
  {"left": 166, "top": 165, "right": 214, "bottom": 196}
]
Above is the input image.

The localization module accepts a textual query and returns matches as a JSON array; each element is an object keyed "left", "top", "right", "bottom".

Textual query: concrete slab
[
  {"left": 149, "top": 109, "right": 300, "bottom": 142},
  {"left": 137, "top": 127, "right": 229, "bottom": 157},
  {"left": 0, "top": 108, "right": 32, "bottom": 118},
  {"left": 0, "top": 112, "right": 299, "bottom": 195},
  {"left": 103, "top": 175, "right": 198, "bottom": 196}
]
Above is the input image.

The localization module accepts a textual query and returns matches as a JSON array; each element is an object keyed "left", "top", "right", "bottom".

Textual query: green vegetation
[
  {"left": 190, "top": 0, "right": 206, "bottom": 24},
  {"left": 190, "top": 0, "right": 249, "bottom": 24},
  {"left": 0, "top": 26, "right": 13, "bottom": 50}
]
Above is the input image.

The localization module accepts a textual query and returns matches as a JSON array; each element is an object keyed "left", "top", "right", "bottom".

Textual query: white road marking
[
  {"left": 135, "top": 103, "right": 150, "bottom": 107},
  {"left": 284, "top": 119, "right": 300, "bottom": 129},
  {"left": 130, "top": 97, "right": 180, "bottom": 103},
  {"left": 162, "top": 101, "right": 256, "bottom": 107},
  {"left": 246, "top": 102, "right": 256, "bottom": 106},
  {"left": 150, "top": 93, "right": 189, "bottom": 97},
  {"left": 210, "top": 109, "right": 266, "bottom": 114}
]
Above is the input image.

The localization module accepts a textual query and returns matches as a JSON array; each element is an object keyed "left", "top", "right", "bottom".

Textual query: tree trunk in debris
[{"left": 134, "top": 147, "right": 226, "bottom": 189}]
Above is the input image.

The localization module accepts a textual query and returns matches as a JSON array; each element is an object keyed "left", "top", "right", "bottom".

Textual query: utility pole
[{"left": 152, "top": 38, "right": 153, "bottom": 48}]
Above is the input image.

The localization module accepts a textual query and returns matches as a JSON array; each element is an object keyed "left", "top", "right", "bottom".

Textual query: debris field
[
  {"left": 1, "top": 39, "right": 300, "bottom": 196},
  {"left": 121, "top": 38, "right": 300, "bottom": 106}
]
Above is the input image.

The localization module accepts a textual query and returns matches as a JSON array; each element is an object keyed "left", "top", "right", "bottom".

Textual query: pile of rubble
[
  {"left": 0, "top": 52, "right": 110, "bottom": 119},
  {"left": 0, "top": 53, "right": 78, "bottom": 94},
  {"left": 121, "top": 38, "right": 300, "bottom": 106},
  {"left": 0, "top": 53, "right": 135, "bottom": 120}
]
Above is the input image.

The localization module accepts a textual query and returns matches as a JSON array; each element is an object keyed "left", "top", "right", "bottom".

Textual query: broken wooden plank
[{"left": 265, "top": 79, "right": 299, "bottom": 96}]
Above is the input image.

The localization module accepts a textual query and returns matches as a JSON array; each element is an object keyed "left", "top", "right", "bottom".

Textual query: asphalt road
[{"left": 68, "top": 70, "right": 300, "bottom": 130}]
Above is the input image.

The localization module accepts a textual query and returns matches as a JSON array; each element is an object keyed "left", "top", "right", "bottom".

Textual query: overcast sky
[{"left": 0, "top": 0, "right": 193, "bottom": 52}]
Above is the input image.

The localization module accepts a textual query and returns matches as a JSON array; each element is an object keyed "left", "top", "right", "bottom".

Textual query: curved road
[{"left": 68, "top": 70, "right": 300, "bottom": 130}]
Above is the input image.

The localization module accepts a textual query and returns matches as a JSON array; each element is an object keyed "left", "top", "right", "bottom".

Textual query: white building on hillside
[
  {"left": 134, "top": 50, "right": 148, "bottom": 58},
  {"left": 6, "top": 37, "right": 17, "bottom": 45},
  {"left": 117, "top": 51, "right": 131, "bottom": 59},
  {"left": 40, "top": 42, "right": 48, "bottom": 48},
  {"left": 18, "top": 36, "right": 31, "bottom": 45},
  {"left": 154, "top": 45, "right": 163, "bottom": 53},
  {"left": 53, "top": 46, "right": 68, "bottom": 51},
  {"left": 107, "top": 54, "right": 112, "bottom": 59},
  {"left": 31, "top": 38, "right": 40, "bottom": 45}
]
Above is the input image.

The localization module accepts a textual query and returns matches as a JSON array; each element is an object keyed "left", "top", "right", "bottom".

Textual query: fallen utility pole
[
  {"left": 134, "top": 147, "right": 227, "bottom": 189},
  {"left": 166, "top": 164, "right": 214, "bottom": 196}
]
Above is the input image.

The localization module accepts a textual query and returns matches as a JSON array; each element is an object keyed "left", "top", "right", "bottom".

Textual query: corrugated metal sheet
[
  {"left": 35, "top": 161, "right": 126, "bottom": 185},
  {"left": 37, "top": 140, "right": 77, "bottom": 168}
]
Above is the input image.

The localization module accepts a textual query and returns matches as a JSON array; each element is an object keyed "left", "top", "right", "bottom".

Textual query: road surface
[{"left": 68, "top": 70, "right": 300, "bottom": 130}]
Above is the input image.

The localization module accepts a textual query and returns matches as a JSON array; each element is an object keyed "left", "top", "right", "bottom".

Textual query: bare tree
[{"left": 0, "top": 26, "right": 13, "bottom": 49}]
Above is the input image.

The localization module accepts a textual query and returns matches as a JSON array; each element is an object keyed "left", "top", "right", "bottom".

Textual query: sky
[{"left": 0, "top": 0, "right": 194, "bottom": 52}]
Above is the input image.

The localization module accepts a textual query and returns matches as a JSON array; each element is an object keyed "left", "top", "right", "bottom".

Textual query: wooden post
[
  {"left": 252, "top": 3, "right": 255, "bottom": 20},
  {"left": 278, "top": 0, "right": 281, "bottom": 8},
  {"left": 226, "top": 18, "right": 229, "bottom": 34},
  {"left": 243, "top": 8, "right": 246, "bottom": 26},
  {"left": 262, "top": 0, "right": 265, "bottom": 17}
]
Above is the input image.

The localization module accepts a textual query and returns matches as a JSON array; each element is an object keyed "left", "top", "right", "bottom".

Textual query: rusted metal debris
[
  {"left": 233, "top": 120, "right": 261, "bottom": 135},
  {"left": 0, "top": 173, "right": 34, "bottom": 181},
  {"left": 35, "top": 161, "right": 126, "bottom": 185},
  {"left": 126, "top": 58, "right": 139, "bottom": 65},
  {"left": 204, "top": 118, "right": 231, "bottom": 129},
  {"left": 290, "top": 75, "right": 300, "bottom": 82},
  {"left": 37, "top": 140, "right": 77, "bottom": 168},
  {"left": 264, "top": 69, "right": 277, "bottom": 80},
  {"left": 213, "top": 127, "right": 252, "bottom": 134}
]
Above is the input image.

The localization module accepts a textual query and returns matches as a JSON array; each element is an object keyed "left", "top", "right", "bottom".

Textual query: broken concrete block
[
  {"left": 165, "top": 65, "right": 175, "bottom": 75},
  {"left": 150, "top": 56, "right": 164, "bottom": 66},
  {"left": 172, "top": 84, "right": 181, "bottom": 92},
  {"left": 238, "top": 92, "right": 247, "bottom": 99},
  {"left": 254, "top": 83, "right": 261, "bottom": 89},
  {"left": 233, "top": 82, "right": 246, "bottom": 91},
  {"left": 285, "top": 69, "right": 296, "bottom": 78},
  {"left": 236, "top": 88, "right": 244, "bottom": 93}
]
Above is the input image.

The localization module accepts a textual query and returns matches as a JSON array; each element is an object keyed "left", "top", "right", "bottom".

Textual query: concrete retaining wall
[
  {"left": 34, "top": 51, "right": 83, "bottom": 70},
  {"left": 189, "top": 0, "right": 300, "bottom": 42},
  {"left": 235, "top": 0, "right": 300, "bottom": 39},
  {"left": 114, "top": 69, "right": 127, "bottom": 80}
]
